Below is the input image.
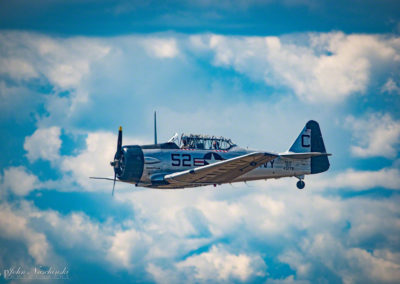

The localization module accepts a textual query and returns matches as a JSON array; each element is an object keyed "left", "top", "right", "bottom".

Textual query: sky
[{"left": 0, "top": 0, "right": 400, "bottom": 283}]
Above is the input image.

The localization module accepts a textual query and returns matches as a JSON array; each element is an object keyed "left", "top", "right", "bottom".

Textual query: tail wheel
[{"left": 296, "top": 180, "right": 305, "bottom": 190}]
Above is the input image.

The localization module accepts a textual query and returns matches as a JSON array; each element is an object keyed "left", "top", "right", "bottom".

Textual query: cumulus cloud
[
  {"left": 1, "top": 166, "right": 40, "bottom": 196},
  {"left": 331, "top": 168, "right": 400, "bottom": 190},
  {"left": 142, "top": 38, "right": 179, "bottom": 58},
  {"left": 0, "top": 57, "right": 37, "bottom": 80},
  {"left": 191, "top": 32, "right": 400, "bottom": 103},
  {"left": 345, "top": 113, "right": 400, "bottom": 158},
  {"left": 0, "top": 200, "right": 104, "bottom": 268},
  {"left": 107, "top": 229, "right": 151, "bottom": 269},
  {"left": 0, "top": 31, "right": 111, "bottom": 128},
  {"left": 279, "top": 233, "right": 400, "bottom": 283},
  {"left": 2, "top": 30, "right": 400, "bottom": 283},
  {"left": 0, "top": 32, "right": 110, "bottom": 89},
  {"left": 308, "top": 167, "right": 400, "bottom": 191},
  {"left": 114, "top": 181, "right": 400, "bottom": 283},
  {"left": 381, "top": 78, "right": 400, "bottom": 95},
  {"left": 0, "top": 203, "right": 51, "bottom": 264},
  {"left": 176, "top": 245, "right": 266, "bottom": 281},
  {"left": 1, "top": 174, "right": 400, "bottom": 283},
  {"left": 24, "top": 126, "right": 62, "bottom": 163},
  {"left": 60, "top": 131, "right": 148, "bottom": 191}
]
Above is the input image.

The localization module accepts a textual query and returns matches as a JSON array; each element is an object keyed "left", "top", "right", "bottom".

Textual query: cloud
[
  {"left": 0, "top": 200, "right": 105, "bottom": 268},
  {"left": 345, "top": 113, "right": 400, "bottom": 158},
  {"left": 24, "top": 126, "right": 62, "bottom": 163},
  {"left": 0, "top": 57, "right": 37, "bottom": 80},
  {"left": 1, "top": 174, "right": 400, "bottom": 283},
  {"left": 107, "top": 229, "right": 151, "bottom": 269},
  {"left": 279, "top": 233, "right": 400, "bottom": 283},
  {"left": 381, "top": 78, "right": 400, "bottom": 95},
  {"left": 308, "top": 167, "right": 400, "bottom": 191},
  {"left": 0, "top": 31, "right": 111, "bottom": 128},
  {"left": 116, "top": 183, "right": 400, "bottom": 283},
  {"left": 0, "top": 203, "right": 52, "bottom": 264},
  {"left": 60, "top": 131, "right": 148, "bottom": 191},
  {"left": 331, "top": 168, "right": 400, "bottom": 190},
  {"left": 142, "top": 38, "right": 179, "bottom": 58},
  {"left": 1, "top": 166, "right": 40, "bottom": 196},
  {"left": 1, "top": 30, "right": 400, "bottom": 283},
  {"left": 0, "top": 32, "right": 110, "bottom": 93},
  {"left": 191, "top": 32, "right": 400, "bottom": 103},
  {"left": 22, "top": 127, "right": 148, "bottom": 192},
  {"left": 265, "top": 275, "right": 310, "bottom": 284},
  {"left": 176, "top": 245, "right": 266, "bottom": 282}
]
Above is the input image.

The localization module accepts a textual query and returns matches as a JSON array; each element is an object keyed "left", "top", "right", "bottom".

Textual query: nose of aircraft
[{"left": 110, "top": 127, "right": 144, "bottom": 187}]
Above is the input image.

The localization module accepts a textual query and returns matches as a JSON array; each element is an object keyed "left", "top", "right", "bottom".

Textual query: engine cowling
[{"left": 114, "top": 146, "right": 144, "bottom": 184}]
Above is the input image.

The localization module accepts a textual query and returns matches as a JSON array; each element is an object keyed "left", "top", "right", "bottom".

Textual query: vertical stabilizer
[
  {"left": 289, "top": 120, "right": 330, "bottom": 174},
  {"left": 288, "top": 126, "right": 311, "bottom": 153}
]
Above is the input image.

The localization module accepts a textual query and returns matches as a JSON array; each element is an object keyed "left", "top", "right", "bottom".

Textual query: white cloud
[
  {"left": 0, "top": 200, "right": 106, "bottom": 268},
  {"left": 142, "top": 38, "right": 179, "bottom": 58},
  {"left": 308, "top": 167, "right": 400, "bottom": 191},
  {"left": 192, "top": 32, "right": 400, "bottom": 103},
  {"left": 279, "top": 233, "right": 400, "bottom": 284},
  {"left": 0, "top": 32, "right": 110, "bottom": 89},
  {"left": 2, "top": 30, "right": 400, "bottom": 283},
  {"left": 265, "top": 275, "right": 310, "bottom": 284},
  {"left": 381, "top": 78, "right": 400, "bottom": 95},
  {"left": 107, "top": 229, "right": 151, "bottom": 269},
  {"left": 1, "top": 166, "right": 40, "bottom": 196},
  {"left": 24, "top": 126, "right": 62, "bottom": 163},
  {"left": 147, "top": 263, "right": 179, "bottom": 284},
  {"left": 1, "top": 173, "right": 400, "bottom": 283},
  {"left": 60, "top": 131, "right": 148, "bottom": 191},
  {"left": 0, "top": 57, "right": 37, "bottom": 80},
  {"left": 0, "top": 31, "right": 111, "bottom": 127},
  {"left": 346, "top": 113, "right": 400, "bottom": 158},
  {"left": 176, "top": 245, "right": 266, "bottom": 281},
  {"left": 61, "top": 131, "right": 117, "bottom": 190},
  {"left": 332, "top": 168, "right": 400, "bottom": 190},
  {"left": 0, "top": 203, "right": 51, "bottom": 264}
]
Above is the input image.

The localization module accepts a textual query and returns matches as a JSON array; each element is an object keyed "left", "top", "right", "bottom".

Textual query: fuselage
[
  {"left": 118, "top": 143, "right": 310, "bottom": 189},
  {"left": 101, "top": 120, "right": 330, "bottom": 190}
]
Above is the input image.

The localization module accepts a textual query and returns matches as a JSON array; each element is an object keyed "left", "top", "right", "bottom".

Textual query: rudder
[
  {"left": 307, "top": 120, "right": 330, "bottom": 174},
  {"left": 289, "top": 120, "right": 330, "bottom": 174}
]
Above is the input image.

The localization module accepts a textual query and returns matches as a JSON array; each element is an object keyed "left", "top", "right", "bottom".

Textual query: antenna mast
[{"left": 154, "top": 111, "right": 157, "bottom": 144}]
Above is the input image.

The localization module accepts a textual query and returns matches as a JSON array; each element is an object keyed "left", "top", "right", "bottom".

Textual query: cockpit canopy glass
[{"left": 179, "top": 134, "right": 236, "bottom": 150}]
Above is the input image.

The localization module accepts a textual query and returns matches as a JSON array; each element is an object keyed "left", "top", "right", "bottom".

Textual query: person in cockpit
[
  {"left": 212, "top": 140, "right": 220, "bottom": 150},
  {"left": 182, "top": 138, "right": 189, "bottom": 149}
]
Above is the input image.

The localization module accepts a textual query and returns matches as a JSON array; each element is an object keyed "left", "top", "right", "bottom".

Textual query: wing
[{"left": 163, "top": 152, "right": 277, "bottom": 187}]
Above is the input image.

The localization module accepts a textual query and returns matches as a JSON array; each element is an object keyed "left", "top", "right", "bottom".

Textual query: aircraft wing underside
[{"left": 159, "top": 152, "right": 278, "bottom": 188}]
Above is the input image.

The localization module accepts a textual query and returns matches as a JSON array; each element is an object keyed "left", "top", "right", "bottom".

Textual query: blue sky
[{"left": 0, "top": 1, "right": 400, "bottom": 283}]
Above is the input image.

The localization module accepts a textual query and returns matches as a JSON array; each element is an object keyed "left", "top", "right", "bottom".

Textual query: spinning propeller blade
[
  {"left": 117, "top": 126, "right": 122, "bottom": 158},
  {"left": 112, "top": 172, "right": 116, "bottom": 196},
  {"left": 111, "top": 126, "right": 123, "bottom": 196}
]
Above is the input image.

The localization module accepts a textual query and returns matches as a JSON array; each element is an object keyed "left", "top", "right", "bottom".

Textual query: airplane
[{"left": 91, "top": 113, "right": 331, "bottom": 195}]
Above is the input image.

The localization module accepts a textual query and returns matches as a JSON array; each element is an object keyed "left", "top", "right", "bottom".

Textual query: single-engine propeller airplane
[{"left": 91, "top": 113, "right": 331, "bottom": 195}]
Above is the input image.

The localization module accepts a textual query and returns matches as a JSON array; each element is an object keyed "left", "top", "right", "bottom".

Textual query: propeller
[{"left": 110, "top": 126, "right": 123, "bottom": 196}]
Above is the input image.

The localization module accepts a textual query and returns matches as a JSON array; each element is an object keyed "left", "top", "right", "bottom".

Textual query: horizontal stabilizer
[{"left": 280, "top": 152, "right": 332, "bottom": 159}]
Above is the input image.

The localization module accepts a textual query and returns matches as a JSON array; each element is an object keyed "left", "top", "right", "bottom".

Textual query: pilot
[
  {"left": 182, "top": 138, "right": 189, "bottom": 149},
  {"left": 212, "top": 140, "right": 220, "bottom": 150}
]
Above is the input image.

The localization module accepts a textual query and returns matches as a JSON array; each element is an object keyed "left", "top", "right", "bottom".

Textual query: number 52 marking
[{"left": 171, "top": 153, "right": 191, "bottom": 167}]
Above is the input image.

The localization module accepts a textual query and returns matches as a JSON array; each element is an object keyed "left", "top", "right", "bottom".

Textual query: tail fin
[{"left": 288, "top": 120, "right": 330, "bottom": 174}]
